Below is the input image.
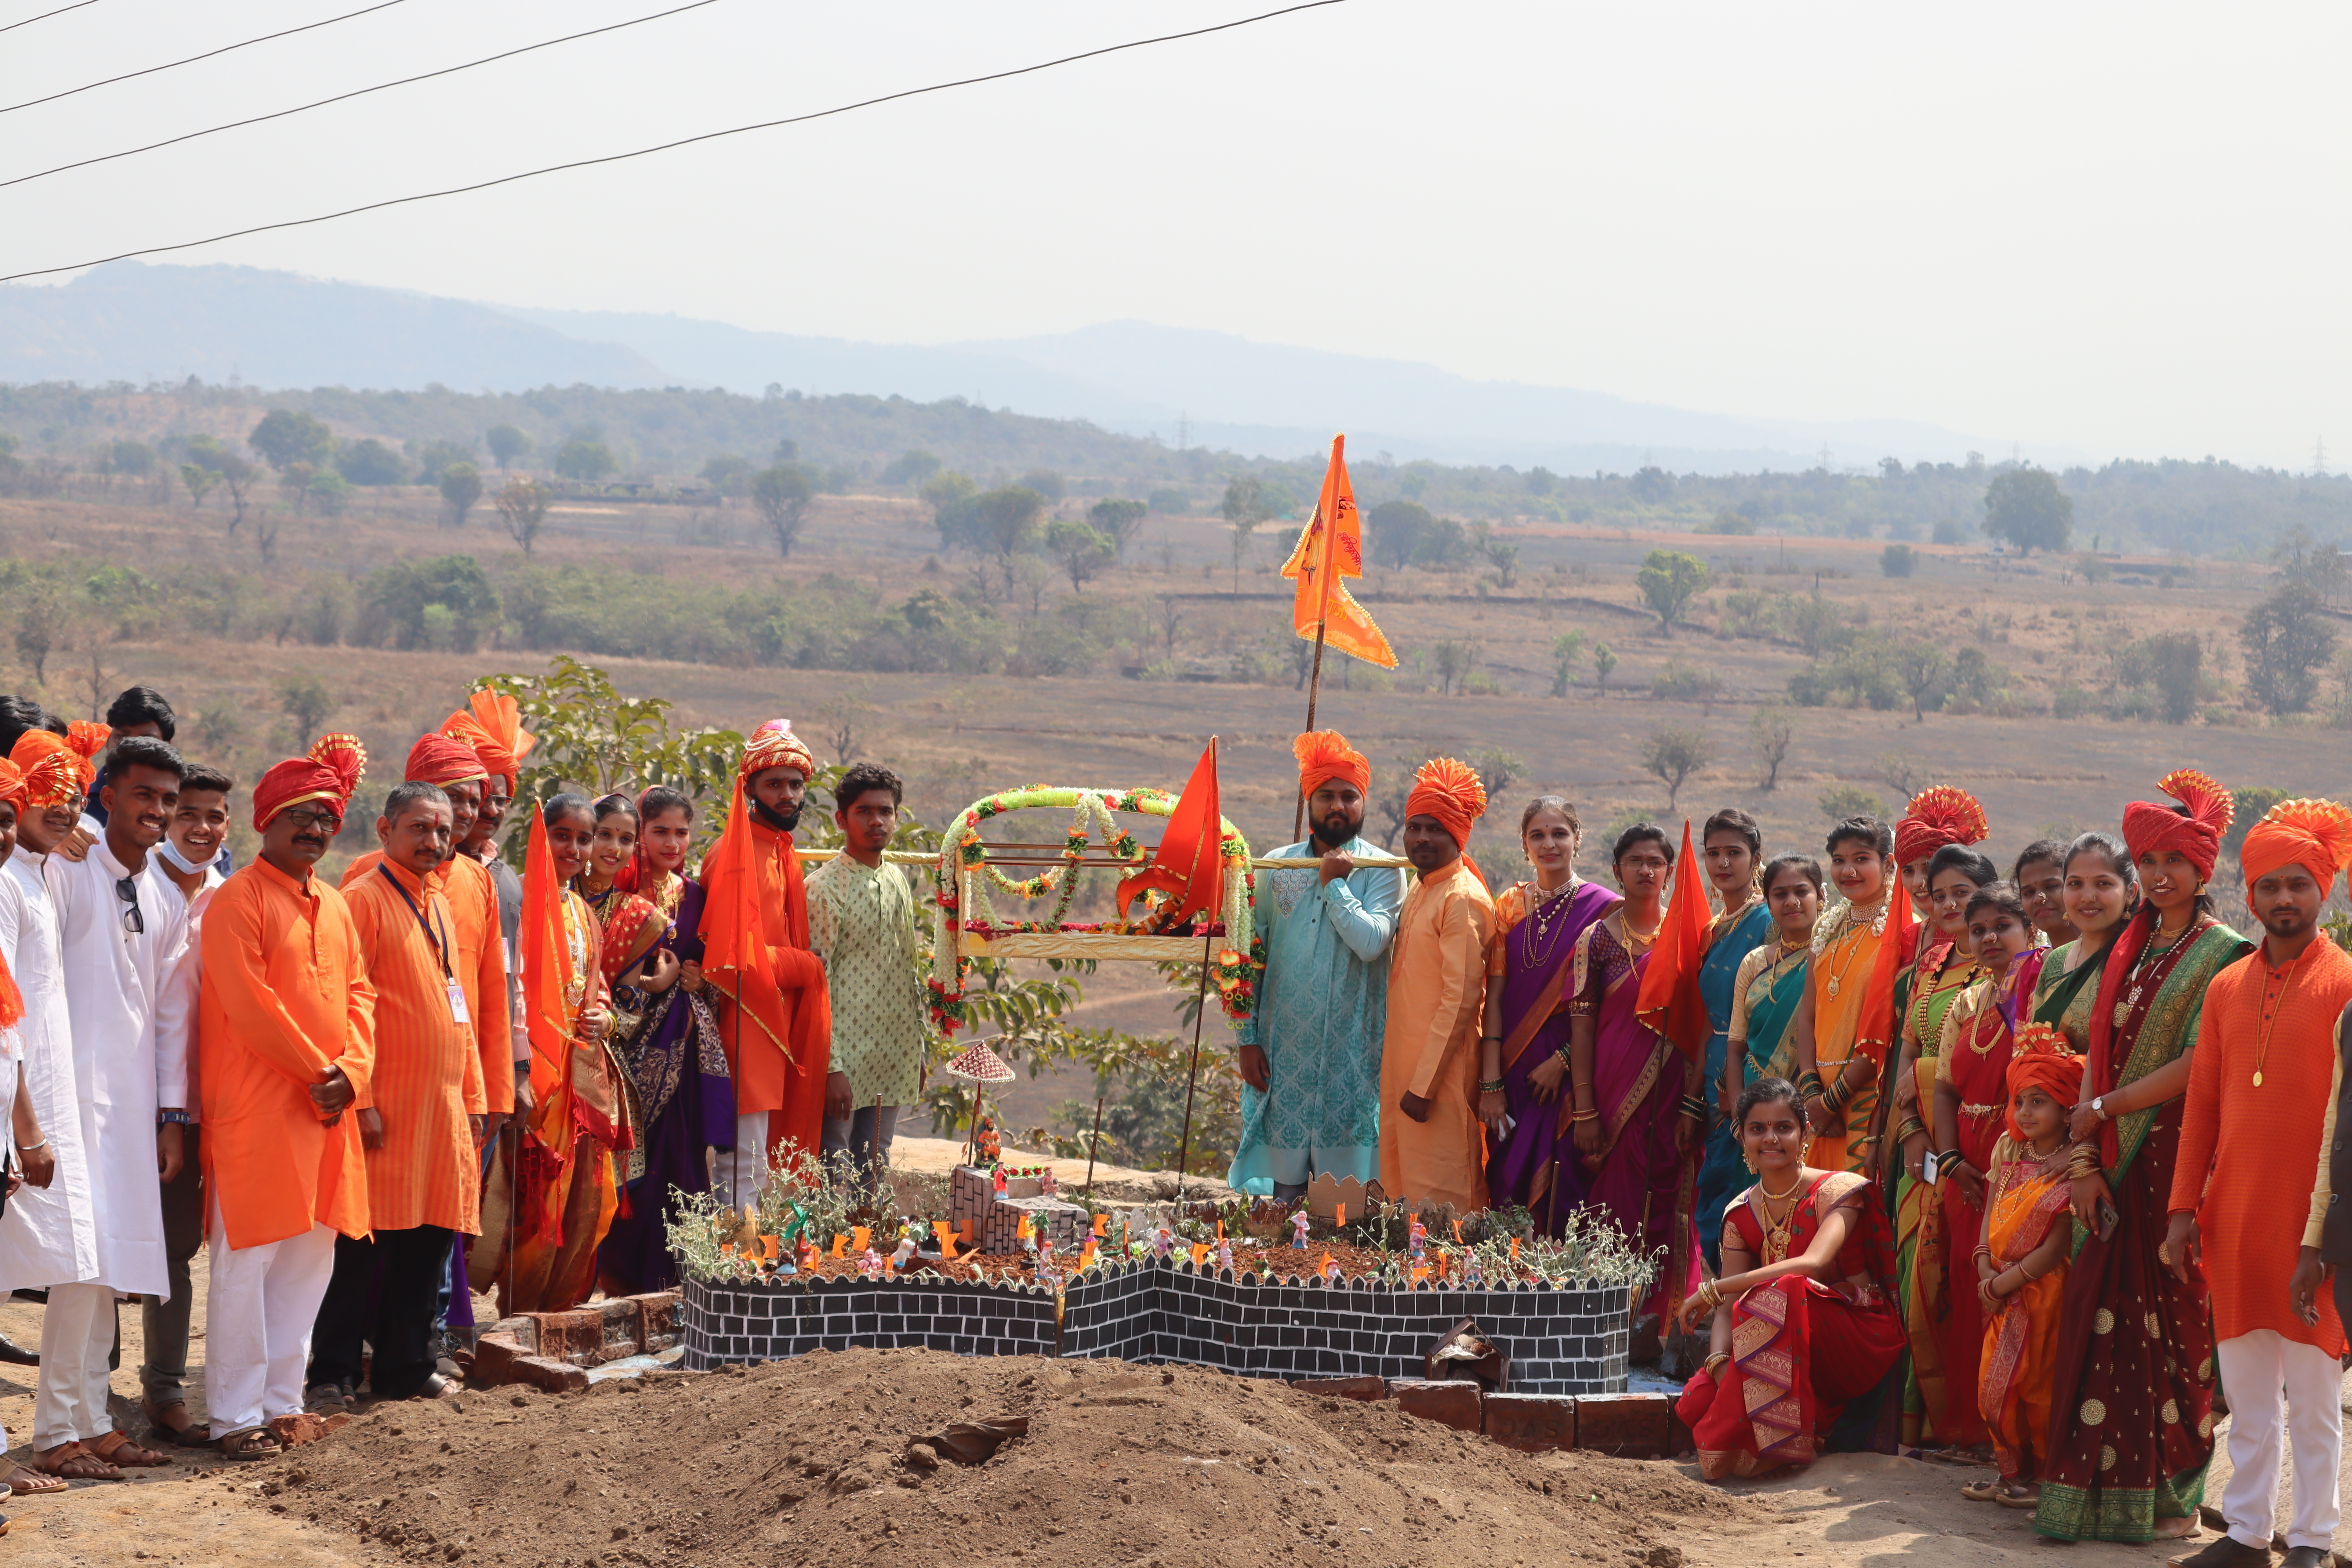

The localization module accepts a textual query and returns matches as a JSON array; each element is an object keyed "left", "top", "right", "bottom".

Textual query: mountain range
[{"left": 0, "top": 261, "right": 2005, "bottom": 474}]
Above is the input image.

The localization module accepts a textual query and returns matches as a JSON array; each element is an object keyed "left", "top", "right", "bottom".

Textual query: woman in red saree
[
  {"left": 1675, "top": 1076, "right": 1906, "bottom": 1480},
  {"left": 1567, "top": 824, "right": 1702, "bottom": 1326}
]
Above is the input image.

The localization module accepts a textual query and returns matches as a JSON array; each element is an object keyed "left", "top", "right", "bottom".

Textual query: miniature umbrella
[{"left": 947, "top": 1039, "right": 1018, "bottom": 1165}]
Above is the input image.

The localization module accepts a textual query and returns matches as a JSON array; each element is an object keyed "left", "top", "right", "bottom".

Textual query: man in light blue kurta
[{"left": 1228, "top": 733, "right": 1405, "bottom": 1199}]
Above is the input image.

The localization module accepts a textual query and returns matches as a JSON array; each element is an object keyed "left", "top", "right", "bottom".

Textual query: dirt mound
[{"left": 282, "top": 1350, "right": 1762, "bottom": 1567}]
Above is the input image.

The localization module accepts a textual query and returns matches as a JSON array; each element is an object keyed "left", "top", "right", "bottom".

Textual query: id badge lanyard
[{"left": 377, "top": 864, "right": 470, "bottom": 1025}]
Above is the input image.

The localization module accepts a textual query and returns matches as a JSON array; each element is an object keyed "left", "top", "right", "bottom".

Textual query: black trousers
[{"left": 307, "top": 1223, "right": 454, "bottom": 1400}]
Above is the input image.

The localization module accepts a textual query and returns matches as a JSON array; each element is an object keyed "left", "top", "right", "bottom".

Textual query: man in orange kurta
[
  {"left": 310, "top": 782, "right": 486, "bottom": 1405},
  {"left": 1378, "top": 758, "right": 1495, "bottom": 1214},
  {"left": 2165, "top": 799, "right": 2352, "bottom": 1568},
  {"left": 699, "top": 720, "right": 839, "bottom": 1203},
  {"left": 197, "top": 737, "right": 373, "bottom": 1456}
]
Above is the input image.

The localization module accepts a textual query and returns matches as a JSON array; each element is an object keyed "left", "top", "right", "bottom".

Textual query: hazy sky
[{"left": 4, "top": 0, "right": 2346, "bottom": 468}]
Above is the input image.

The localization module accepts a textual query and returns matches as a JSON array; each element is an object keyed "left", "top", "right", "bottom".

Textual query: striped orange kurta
[
  {"left": 343, "top": 849, "right": 513, "bottom": 1116},
  {"left": 197, "top": 858, "right": 375, "bottom": 1250},
  {"left": 344, "top": 861, "right": 487, "bottom": 1235}
]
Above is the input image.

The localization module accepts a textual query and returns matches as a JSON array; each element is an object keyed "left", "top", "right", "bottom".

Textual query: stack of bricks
[{"left": 472, "top": 1291, "right": 682, "bottom": 1393}]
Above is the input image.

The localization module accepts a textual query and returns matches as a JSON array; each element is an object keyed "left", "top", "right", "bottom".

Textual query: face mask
[{"left": 158, "top": 838, "right": 211, "bottom": 876}]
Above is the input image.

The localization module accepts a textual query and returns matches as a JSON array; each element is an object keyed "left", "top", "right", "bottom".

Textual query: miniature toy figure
[{"left": 1290, "top": 1209, "right": 1311, "bottom": 1250}]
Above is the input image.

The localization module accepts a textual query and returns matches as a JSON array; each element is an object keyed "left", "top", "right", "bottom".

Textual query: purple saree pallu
[
  {"left": 596, "top": 876, "right": 734, "bottom": 1294},
  {"left": 1490, "top": 879, "right": 1620, "bottom": 1230}
]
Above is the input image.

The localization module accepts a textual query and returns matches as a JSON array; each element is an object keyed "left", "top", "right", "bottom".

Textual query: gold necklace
[
  {"left": 2113, "top": 920, "right": 2196, "bottom": 1030},
  {"left": 2252, "top": 951, "right": 2305, "bottom": 1088},
  {"left": 1821, "top": 908, "right": 1875, "bottom": 1001},
  {"left": 1755, "top": 1174, "right": 1805, "bottom": 1263},
  {"left": 1619, "top": 909, "right": 1664, "bottom": 952},
  {"left": 1761, "top": 936, "right": 1808, "bottom": 1006}
]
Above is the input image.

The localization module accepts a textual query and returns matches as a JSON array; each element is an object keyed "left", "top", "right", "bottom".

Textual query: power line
[
  {"left": 0, "top": 0, "right": 408, "bottom": 116},
  {"left": 1, "top": 0, "right": 728, "bottom": 191},
  {"left": 0, "top": 0, "right": 98, "bottom": 36},
  {"left": 0, "top": 0, "right": 1350, "bottom": 285}
]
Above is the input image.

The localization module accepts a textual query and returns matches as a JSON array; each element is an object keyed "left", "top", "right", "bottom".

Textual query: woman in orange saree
[{"left": 1673, "top": 1076, "right": 1906, "bottom": 1481}]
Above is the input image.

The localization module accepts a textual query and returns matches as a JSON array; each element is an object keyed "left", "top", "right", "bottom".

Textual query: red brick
[
  {"left": 1393, "top": 1379, "right": 1483, "bottom": 1432},
  {"left": 471, "top": 1332, "right": 530, "bottom": 1387},
  {"left": 1482, "top": 1393, "right": 1575, "bottom": 1452},
  {"left": 511, "top": 1355, "right": 591, "bottom": 1395},
  {"left": 1572, "top": 1392, "right": 1671, "bottom": 1458},
  {"left": 1292, "top": 1376, "right": 1389, "bottom": 1402},
  {"left": 526, "top": 1308, "right": 605, "bottom": 1363},
  {"left": 269, "top": 1412, "right": 331, "bottom": 1447},
  {"left": 624, "top": 1291, "right": 681, "bottom": 1349}
]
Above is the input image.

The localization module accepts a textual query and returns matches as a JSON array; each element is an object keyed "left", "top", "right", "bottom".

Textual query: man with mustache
[
  {"left": 195, "top": 736, "right": 374, "bottom": 1463},
  {"left": 31, "top": 732, "right": 189, "bottom": 1479},
  {"left": 698, "top": 719, "right": 835, "bottom": 1206},
  {"left": 1227, "top": 731, "right": 1403, "bottom": 1203}
]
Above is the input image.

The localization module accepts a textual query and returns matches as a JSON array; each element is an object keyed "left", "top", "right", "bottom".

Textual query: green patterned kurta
[{"left": 806, "top": 855, "right": 927, "bottom": 1108}]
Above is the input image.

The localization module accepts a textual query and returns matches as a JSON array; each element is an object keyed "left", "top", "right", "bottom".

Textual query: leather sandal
[
  {"left": 31, "top": 1441, "right": 120, "bottom": 1481},
  {"left": 89, "top": 1431, "right": 171, "bottom": 1469},
  {"left": 0, "top": 1462, "right": 67, "bottom": 1496},
  {"left": 215, "top": 1426, "right": 282, "bottom": 1463},
  {"left": 141, "top": 1401, "right": 211, "bottom": 1448}
]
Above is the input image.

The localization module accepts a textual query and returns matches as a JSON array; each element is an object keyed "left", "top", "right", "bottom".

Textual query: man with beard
[
  {"left": 197, "top": 736, "right": 373, "bottom": 1461},
  {"left": 1227, "top": 731, "right": 1403, "bottom": 1201},
  {"left": 2169, "top": 799, "right": 2352, "bottom": 1568},
  {"left": 699, "top": 720, "right": 836, "bottom": 1205}
]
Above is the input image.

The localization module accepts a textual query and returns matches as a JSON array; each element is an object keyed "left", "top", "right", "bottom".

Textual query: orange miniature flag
[
  {"left": 1411, "top": 1265, "right": 1429, "bottom": 1287},
  {"left": 1510, "top": 1237, "right": 1521, "bottom": 1262},
  {"left": 851, "top": 1225, "right": 871, "bottom": 1252},
  {"left": 1633, "top": 819, "right": 1713, "bottom": 1063},
  {"left": 1093, "top": 1214, "right": 1109, "bottom": 1237},
  {"left": 1080, "top": 1238, "right": 1099, "bottom": 1269},
  {"left": 1450, "top": 1219, "right": 1463, "bottom": 1245},
  {"left": 517, "top": 799, "right": 577, "bottom": 1098},
  {"left": 1216, "top": 1218, "right": 1225, "bottom": 1240},
  {"left": 831, "top": 1233, "right": 847, "bottom": 1259},
  {"left": 1280, "top": 434, "right": 1397, "bottom": 670},
  {"left": 1854, "top": 871, "right": 1919, "bottom": 1065},
  {"left": 1335, "top": 1203, "right": 1346, "bottom": 1229},
  {"left": 1016, "top": 1213, "right": 1033, "bottom": 1242},
  {"left": 933, "top": 1221, "right": 960, "bottom": 1260},
  {"left": 759, "top": 1234, "right": 780, "bottom": 1261},
  {"left": 1318, "top": 1249, "right": 1334, "bottom": 1277},
  {"left": 1190, "top": 1243, "right": 1211, "bottom": 1270},
  {"left": 1117, "top": 737, "right": 1222, "bottom": 933}
]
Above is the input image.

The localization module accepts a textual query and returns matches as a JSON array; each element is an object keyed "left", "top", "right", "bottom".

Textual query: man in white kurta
[{"left": 41, "top": 737, "right": 190, "bottom": 1468}]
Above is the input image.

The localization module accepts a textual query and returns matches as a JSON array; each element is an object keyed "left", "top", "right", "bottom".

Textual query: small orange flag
[
  {"left": 1118, "top": 737, "right": 1222, "bottom": 933},
  {"left": 1450, "top": 1219, "right": 1463, "bottom": 1245},
  {"left": 933, "top": 1221, "right": 960, "bottom": 1260},
  {"left": 851, "top": 1225, "right": 871, "bottom": 1253},
  {"left": 1093, "top": 1213, "right": 1109, "bottom": 1237},
  {"left": 1190, "top": 1243, "right": 1211, "bottom": 1270},
  {"left": 1280, "top": 434, "right": 1397, "bottom": 670},
  {"left": 517, "top": 801, "right": 575, "bottom": 1099},
  {"left": 1633, "top": 820, "right": 1714, "bottom": 1063},
  {"left": 830, "top": 1233, "right": 847, "bottom": 1259},
  {"left": 1335, "top": 1203, "right": 1346, "bottom": 1229},
  {"left": 1016, "top": 1213, "right": 1033, "bottom": 1241},
  {"left": 1854, "top": 872, "right": 1919, "bottom": 1065}
]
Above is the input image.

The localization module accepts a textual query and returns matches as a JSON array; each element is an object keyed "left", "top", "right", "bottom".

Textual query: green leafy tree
[
  {"left": 552, "top": 429, "right": 619, "bottom": 484},
  {"left": 186, "top": 435, "right": 256, "bottom": 532},
  {"left": 1368, "top": 499, "right": 1432, "bottom": 569},
  {"left": 334, "top": 437, "right": 406, "bottom": 486},
  {"left": 11, "top": 578, "right": 75, "bottom": 685},
  {"left": 1881, "top": 543, "right": 1918, "bottom": 578},
  {"left": 410, "top": 438, "right": 475, "bottom": 485},
  {"left": 969, "top": 486, "right": 1047, "bottom": 589},
  {"left": 476, "top": 657, "right": 744, "bottom": 847},
  {"left": 1434, "top": 640, "right": 1476, "bottom": 695},
  {"left": 1982, "top": 467, "right": 2074, "bottom": 556},
  {"left": 699, "top": 454, "right": 752, "bottom": 495},
  {"left": 1592, "top": 641, "right": 1618, "bottom": 695},
  {"left": 178, "top": 463, "right": 217, "bottom": 511},
  {"left": 485, "top": 424, "right": 532, "bottom": 471},
  {"left": 882, "top": 450, "right": 942, "bottom": 486},
  {"left": 1219, "top": 476, "right": 1272, "bottom": 592},
  {"left": 2239, "top": 582, "right": 2337, "bottom": 714},
  {"left": 438, "top": 461, "right": 483, "bottom": 528},
  {"left": 492, "top": 476, "right": 552, "bottom": 557},
  {"left": 1894, "top": 641, "right": 1949, "bottom": 720},
  {"left": 1045, "top": 518, "right": 1113, "bottom": 592},
  {"left": 2112, "top": 633, "right": 2203, "bottom": 724},
  {"left": 278, "top": 671, "right": 334, "bottom": 750},
  {"left": 1635, "top": 549, "right": 1710, "bottom": 633},
  {"left": 750, "top": 463, "right": 816, "bottom": 556},
  {"left": 1817, "top": 783, "right": 1888, "bottom": 822},
  {"left": 1088, "top": 497, "right": 1148, "bottom": 560},
  {"left": 2224, "top": 787, "right": 2291, "bottom": 867},
  {"left": 1018, "top": 468, "right": 1065, "bottom": 504},
  {"left": 923, "top": 472, "right": 980, "bottom": 552},
  {"left": 1751, "top": 705, "right": 1795, "bottom": 790},
  {"left": 362, "top": 556, "right": 502, "bottom": 651},
  {"left": 1639, "top": 727, "right": 1711, "bottom": 813},
  {"left": 1549, "top": 630, "right": 1589, "bottom": 697},
  {"left": 249, "top": 408, "right": 335, "bottom": 472},
  {"left": 1629, "top": 465, "right": 1674, "bottom": 504},
  {"left": 1472, "top": 521, "right": 1521, "bottom": 589}
]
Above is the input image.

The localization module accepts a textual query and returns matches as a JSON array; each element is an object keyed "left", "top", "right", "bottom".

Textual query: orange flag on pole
[
  {"left": 1117, "top": 737, "right": 1223, "bottom": 933},
  {"left": 519, "top": 800, "right": 575, "bottom": 1098},
  {"left": 1853, "top": 871, "right": 1918, "bottom": 1065},
  {"left": 1633, "top": 819, "right": 1713, "bottom": 1062},
  {"left": 1280, "top": 434, "right": 1397, "bottom": 670}
]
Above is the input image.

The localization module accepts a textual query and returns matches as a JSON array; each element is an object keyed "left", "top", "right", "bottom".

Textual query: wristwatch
[{"left": 2091, "top": 1095, "right": 2111, "bottom": 1121}]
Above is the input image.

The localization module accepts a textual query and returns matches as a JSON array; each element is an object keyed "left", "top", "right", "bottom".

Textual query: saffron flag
[
  {"left": 1853, "top": 871, "right": 1918, "bottom": 1065},
  {"left": 1280, "top": 434, "right": 1397, "bottom": 670},
  {"left": 1117, "top": 737, "right": 1224, "bottom": 933},
  {"left": 1633, "top": 819, "right": 1713, "bottom": 1062},
  {"left": 519, "top": 800, "right": 575, "bottom": 1098}
]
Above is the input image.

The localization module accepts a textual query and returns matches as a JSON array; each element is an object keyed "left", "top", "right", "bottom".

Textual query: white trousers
[
  {"left": 33, "top": 1280, "right": 118, "bottom": 1448},
  {"left": 715, "top": 1111, "right": 772, "bottom": 1209},
  {"left": 203, "top": 1207, "right": 336, "bottom": 1438},
  {"left": 2216, "top": 1329, "right": 2344, "bottom": 1551}
]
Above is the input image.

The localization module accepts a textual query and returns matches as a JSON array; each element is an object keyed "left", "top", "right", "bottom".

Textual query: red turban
[
  {"left": 2120, "top": 768, "right": 2231, "bottom": 884},
  {"left": 2004, "top": 1022, "right": 2083, "bottom": 1143},
  {"left": 440, "top": 690, "right": 535, "bottom": 793},
  {"left": 1894, "top": 785, "right": 1988, "bottom": 867},
  {"left": 1293, "top": 730, "right": 1370, "bottom": 800},
  {"left": 741, "top": 718, "right": 815, "bottom": 780},
  {"left": 9, "top": 733, "right": 83, "bottom": 810},
  {"left": 252, "top": 733, "right": 367, "bottom": 831},
  {"left": 1405, "top": 757, "right": 1487, "bottom": 849},
  {"left": 2239, "top": 797, "right": 2352, "bottom": 902},
  {"left": 405, "top": 733, "right": 490, "bottom": 788}
]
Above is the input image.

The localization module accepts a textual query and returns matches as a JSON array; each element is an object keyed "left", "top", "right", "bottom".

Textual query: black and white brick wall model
[{"left": 683, "top": 1257, "right": 1630, "bottom": 1395}]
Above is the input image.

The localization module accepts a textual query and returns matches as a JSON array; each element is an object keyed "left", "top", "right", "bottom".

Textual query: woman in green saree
[{"left": 2028, "top": 831, "right": 2137, "bottom": 1049}]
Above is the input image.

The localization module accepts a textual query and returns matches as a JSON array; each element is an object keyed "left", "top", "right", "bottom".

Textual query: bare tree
[
  {"left": 1640, "top": 727, "right": 1712, "bottom": 814},
  {"left": 1434, "top": 640, "right": 1476, "bottom": 695},
  {"left": 1750, "top": 706, "right": 1795, "bottom": 791},
  {"left": 1154, "top": 594, "right": 1184, "bottom": 659},
  {"left": 494, "top": 477, "right": 552, "bottom": 557},
  {"left": 279, "top": 672, "right": 334, "bottom": 750},
  {"left": 1873, "top": 750, "right": 1922, "bottom": 804},
  {"left": 13, "top": 579, "right": 74, "bottom": 685}
]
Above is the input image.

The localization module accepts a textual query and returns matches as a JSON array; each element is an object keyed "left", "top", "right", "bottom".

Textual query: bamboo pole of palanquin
[{"left": 794, "top": 848, "right": 1412, "bottom": 870}]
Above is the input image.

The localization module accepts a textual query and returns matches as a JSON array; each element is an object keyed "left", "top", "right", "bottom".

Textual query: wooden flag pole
[
  {"left": 1171, "top": 918, "right": 1216, "bottom": 1207},
  {"left": 1082, "top": 1095, "right": 1105, "bottom": 1201},
  {"left": 1289, "top": 617, "right": 1332, "bottom": 844}
]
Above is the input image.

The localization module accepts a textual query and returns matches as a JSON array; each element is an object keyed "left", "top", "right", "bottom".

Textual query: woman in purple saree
[
  {"left": 1566, "top": 823, "right": 1704, "bottom": 1321},
  {"left": 1481, "top": 798, "right": 1621, "bottom": 1231}
]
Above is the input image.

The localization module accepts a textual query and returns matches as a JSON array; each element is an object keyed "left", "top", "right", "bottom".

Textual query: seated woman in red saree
[{"left": 1675, "top": 1076, "right": 1906, "bottom": 1481}]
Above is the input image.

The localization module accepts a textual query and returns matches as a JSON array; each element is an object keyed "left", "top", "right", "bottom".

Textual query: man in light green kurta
[{"left": 806, "top": 764, "right": 926, "bottom": 1192}]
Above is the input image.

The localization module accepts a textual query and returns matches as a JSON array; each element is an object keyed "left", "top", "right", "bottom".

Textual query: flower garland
[{"left": 928, "top": 784, "right": 1260, "bottom": 1034}]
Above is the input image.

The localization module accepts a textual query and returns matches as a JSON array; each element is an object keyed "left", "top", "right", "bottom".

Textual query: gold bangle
[{"left": 1702, "top": 1352, "right": 1731, "bottom": 1376}]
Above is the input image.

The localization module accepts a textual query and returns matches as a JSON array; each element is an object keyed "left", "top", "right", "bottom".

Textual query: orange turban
[
  {"left": 64, "top": 721, "right": 109, "bottom": 782},
  {"left": 252, "top": 733, "right": 367, "bottom": 831},
  {"left": 1405, "top": 757, "right": 1487, "bottom": 849},
  {"left": 2004, "top": 1023, "right": 2083, "bottom": 1143},
  {"left": 741, "top": 718, "right": 815, "bottom": 780},
  {"left": 2239, "top": 797, "right": 2352, "bottom": 902},
  {"left": 2120, "top": 768, "right": 2232, "bottom": 884},
  {"left": 1894, "top": 785, "right": 1988, "bottom": 867},
  {"left": 405, "top": 733, "right": 490, "bottom": 788},
  {"left": 1293, "top": 730, "right": 1370, "bottom": 799},
  {"left": 0, "top": 758, "right": 27, "bottom": 810},
  {"left": 10, "top": 731, "right": 84, "bottom": 810},
  {"left": 440, "top": 690, "right": 535, "bottom": 793}
]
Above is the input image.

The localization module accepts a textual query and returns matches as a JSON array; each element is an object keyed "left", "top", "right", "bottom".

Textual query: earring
[{"left": 1741, "top": 1148, "right": 1755, "bottom": 1172}]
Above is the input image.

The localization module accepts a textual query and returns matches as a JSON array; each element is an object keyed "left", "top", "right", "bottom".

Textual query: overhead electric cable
[
  {"left": 0, "top": 0, "right": 726, "bottom": 191},
  {"left": 0, "top": 0, "right": 98, "bottom": 36},
  {"left": 0, "top": 0, "right": 407, "bottom": 115},
  {"left": 0, "top": 0, "right": 1349, "bottom": 285}
]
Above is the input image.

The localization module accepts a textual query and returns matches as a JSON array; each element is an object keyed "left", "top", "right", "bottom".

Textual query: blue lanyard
[{"left": 376, "top": 862, "right": 452, "bottom": 980}]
